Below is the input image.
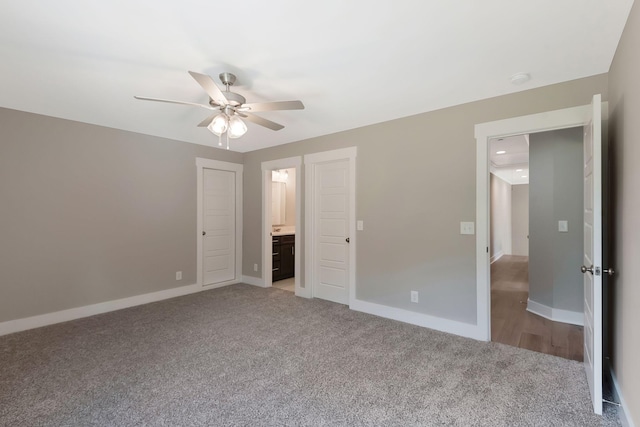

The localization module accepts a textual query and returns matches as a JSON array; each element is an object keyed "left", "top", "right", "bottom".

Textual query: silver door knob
[
  {"left": 581, "top": 265, "right": 593, "bottom": 274},
  {"left": 603, "top": 268, "right": 615, "bottom": 276},
  {"left": 346, "top": 237, "right": 350, "bottom": 243}
]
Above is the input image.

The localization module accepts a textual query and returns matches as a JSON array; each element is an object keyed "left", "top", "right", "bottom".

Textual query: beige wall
[
  {"left": 608, "top": 1, "right": 640, "bottom": 423},
  {"left": 511, "top": 184, "right": 529, "bottom": 257},
  {"left": 490, "top": 174, "right": 511, "bottom": 259},
  {"left": 242, "top": 74, "right": 607, "bottom": 325},
  {"left": 0, "top": 108, "right": 242, "bottom": 322}
]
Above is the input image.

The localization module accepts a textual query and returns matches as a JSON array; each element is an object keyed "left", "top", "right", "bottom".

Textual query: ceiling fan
[{"left": 134, "top": 71, "right": 305, "bottom": 149}]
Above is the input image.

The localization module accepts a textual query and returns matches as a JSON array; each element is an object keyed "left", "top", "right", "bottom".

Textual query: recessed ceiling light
[
  {"left": 516, "top": 169, "right": 523, "bottom": 172},
  {"left": 510, "top": 73, "right": 531, "bottom": 85},
  {"left": 521, "top": 175, "right": 527, "bottom": 178},
  {"left": 496, "top": 150, "right": 506, "bottom": 154}
]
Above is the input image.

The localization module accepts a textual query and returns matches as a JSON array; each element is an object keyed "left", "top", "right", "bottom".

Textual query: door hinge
[{"left": 486, "top": 247, "right": 489, "bottom": 253}]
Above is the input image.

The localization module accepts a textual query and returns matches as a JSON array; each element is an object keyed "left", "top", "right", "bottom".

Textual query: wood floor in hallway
[{"left": 491, "top": 255, "right": 584, "bottom": 362}]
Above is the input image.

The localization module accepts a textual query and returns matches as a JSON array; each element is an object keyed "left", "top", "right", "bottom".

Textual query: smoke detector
[{"left": 510, "top": 73, "right": 531, "bottom": 85}]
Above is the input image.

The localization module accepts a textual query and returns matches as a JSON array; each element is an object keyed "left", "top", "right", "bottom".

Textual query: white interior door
[
  {"left": 582, "top": 94, "right": 603, "bottom": 415},
  {"left": 313, "top": 160, "right": 350, "bottom": 304},
  {"left": 203, "top": 168, "right": 236, "bottom": 285}
]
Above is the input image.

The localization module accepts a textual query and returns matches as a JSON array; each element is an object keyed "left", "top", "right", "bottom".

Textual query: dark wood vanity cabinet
[{"left": 272, "top": 234, "right": 295, "bottom": 281}]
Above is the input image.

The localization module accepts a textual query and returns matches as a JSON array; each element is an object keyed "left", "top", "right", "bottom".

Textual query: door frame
[
  {"left": 196, "top": 158, "right": 243, "bottom": 288},
  {"left": 304, "top": 147, "right": 357, "bottom": 304},
  {"left": 475, "top": 102, "right": 608, "bottom": 341},
  {"left": 261, "top": 156, "right": 302, "bottom": 294}
]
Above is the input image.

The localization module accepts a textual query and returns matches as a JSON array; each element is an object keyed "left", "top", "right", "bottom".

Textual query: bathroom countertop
[{"left": 272, "top": 227, "right": 295, "bottom": 236}]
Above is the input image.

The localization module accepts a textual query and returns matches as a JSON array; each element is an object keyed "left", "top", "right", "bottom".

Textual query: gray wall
[
  {"left": 242, "top": 74, "right": 607, "bottom": 325},
  {"left": 0, "top": 108, "right": 242, "bottom": 322},
  {"left": 511, "top": 184, "right": 529, "bottom": 256},
  {"left": 490, "top": 174, "right": 511, "bottom": 259},
  {"left": 528, "top": 128, "right": 584, "bottom": 312},
  {"left": 608, "top": 0, "right": 640, "bottom": 422}
]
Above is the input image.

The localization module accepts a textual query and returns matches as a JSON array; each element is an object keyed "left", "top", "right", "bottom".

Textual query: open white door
[{"left": 582, "top": 94, "right": 603, "bottom": 415}]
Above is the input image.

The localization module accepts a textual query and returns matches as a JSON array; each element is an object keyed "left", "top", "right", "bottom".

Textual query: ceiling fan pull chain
[
  {"left": 218, "top": 133, "right": 222, "bottom": 147},
  {"left": 226, "top": 132, "right": 230, "bottom": 150}
]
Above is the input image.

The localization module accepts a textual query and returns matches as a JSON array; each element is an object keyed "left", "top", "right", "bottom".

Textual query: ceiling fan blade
[
  {"left": 134, "top": 96, "right": 215, "bottom": 111},
  {"left": 188, "top": 71, "right": 228, "bottom": 106},
  {"left": 240, "top": 100, "right": 305, "bottom": 112},
  {"left": 197, "top": 114, "right": 216, "bottom": 128},
  {"left": 240, "top": 112, "right": 285, "bottom": 131}
]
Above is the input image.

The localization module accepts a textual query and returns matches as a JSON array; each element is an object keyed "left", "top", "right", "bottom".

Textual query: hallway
[{"left": 491, "top": 255, "right": 584, "bottom": 361}]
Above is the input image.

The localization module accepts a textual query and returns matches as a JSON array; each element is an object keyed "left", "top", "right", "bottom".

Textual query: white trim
[
  {"left": 490, "top": 251, "right": 504, "bottom": 264},
  {"left": 350, "top": 299, "right": 485, "bottom": 341},
  {"left": 611, "top": 370, "right": 637, "bottom": 427},
  {"left": 241, "top": 275, "right": 266, "bottom": 288},
  {"left": 261, "top": 157, "right": 303, "bottom": 296},
  {"left": 475, "top": 102, "right": 608, "bottom": 342},
  {"left": 196, "top": 158, "right": 243, "bottom": 288},
  {"left": 304, "top": 147, "right": 357, "bottom": 305},
  {"left": 526, "top": 298, "right": 584, "bottom": 326},
  {"left": 0, "top": 283, "right": 202, "bottom": 337}
]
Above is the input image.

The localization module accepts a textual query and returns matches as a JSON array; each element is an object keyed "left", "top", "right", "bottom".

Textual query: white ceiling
[
  {"left": 0, "top": 0, "right": 633, "bottom": 153},
  {"left": 490, "top": 135, "right": 529, "bottom": 185}
]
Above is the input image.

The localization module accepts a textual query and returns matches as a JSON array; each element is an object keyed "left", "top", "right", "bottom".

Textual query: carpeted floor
[{"left": 0, "top": 284, "right": 620, "bottom": 426}]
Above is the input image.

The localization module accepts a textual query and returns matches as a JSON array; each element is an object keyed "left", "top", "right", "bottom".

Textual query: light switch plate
[
  {"left": 559, "top": 220, "right": 568, "bottom": 232},
  {"left": 357, "top": 220, "right": 364, "bottom": 231},
  {"left": 460, "top": 222, "right": 475, "bottom": 235}
]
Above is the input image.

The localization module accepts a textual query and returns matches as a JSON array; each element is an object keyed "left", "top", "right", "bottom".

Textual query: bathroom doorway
[
  {"left": 261, "top": 157, "right": 302, "bottom": 295},
  {"left": 271, "top": 168, "right": 296, "bottom": 292}
]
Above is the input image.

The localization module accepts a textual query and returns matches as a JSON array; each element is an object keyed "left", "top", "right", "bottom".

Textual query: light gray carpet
[{"left": 0, "top": 284, "right": 620, "bottom": 426}]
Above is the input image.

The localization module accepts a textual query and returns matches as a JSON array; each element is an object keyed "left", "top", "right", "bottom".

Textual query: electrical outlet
[
  {"left": 253, "top": 263, "right": 258, "bottom": 272},
  {"left": 176, "top": 271, "right": 182, "bottom": 281},
  {"left": 357, "top": 220, "right": 364, "bottom": 231},
  {"left": 411, "top": 291, "right": 419, "bottom": 303}
]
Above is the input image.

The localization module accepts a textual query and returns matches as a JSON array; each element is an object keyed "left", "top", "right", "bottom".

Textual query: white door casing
[
  {"left": 474, "top": 97, "right": 607, "bottom": 414},
  {"left": 196, "top": 158, "right": 243, "bottom": 289},
  {"left": 582, "top": 94, "right": 603, "bottom": 415},
  {"left": 304, "top": 147, "right": 357, "bottom": 305}
]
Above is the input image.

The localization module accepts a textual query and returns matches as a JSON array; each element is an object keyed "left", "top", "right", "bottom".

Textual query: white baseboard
[
  {"left": 0, "top": 283, "right": 202, "bottom": 337},
  {"left": 611, "top": 370, "right": 637, "bottom": 427},
  {"left": 526, "top": 298, "right": 583, "bottom": 326},
  {"left": 241, "top": 275, "right": 267, "bottom": 288},
  {"left": 490, "top": 251, "right": 504, "bottom": 264},
  {"left": 350, "top": 299, "right": 485, "bottom": 341}
]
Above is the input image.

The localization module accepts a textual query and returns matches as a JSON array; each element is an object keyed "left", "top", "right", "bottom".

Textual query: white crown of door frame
[
  {"left": 261, "top": 156, "right": 302, "bottom": 295},
  {"left": 196, "top": 157, "right": 243, "bottom": 289}
]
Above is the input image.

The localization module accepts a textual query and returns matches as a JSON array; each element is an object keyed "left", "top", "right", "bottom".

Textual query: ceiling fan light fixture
[
  {"left": 208, "top": 113, "right": 229, "bottom": 135},
  {"left": 228, "top": 115, "right": 248, "bottom": 139}
]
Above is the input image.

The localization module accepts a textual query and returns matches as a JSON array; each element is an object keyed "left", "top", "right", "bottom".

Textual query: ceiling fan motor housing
[{"left": 211, "top": 91, "right": 246, "bottom": 107}]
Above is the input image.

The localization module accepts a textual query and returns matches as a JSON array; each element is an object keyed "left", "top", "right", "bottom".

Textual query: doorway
[
  {"left": 261, "top": 157, "right": 302, "bottom": 295},
  {"left": 475, "top": 95, "right": 606, "bottom": 414},
  {"left": 488, "top": 132, "right": 584, "bottom": 361}
]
